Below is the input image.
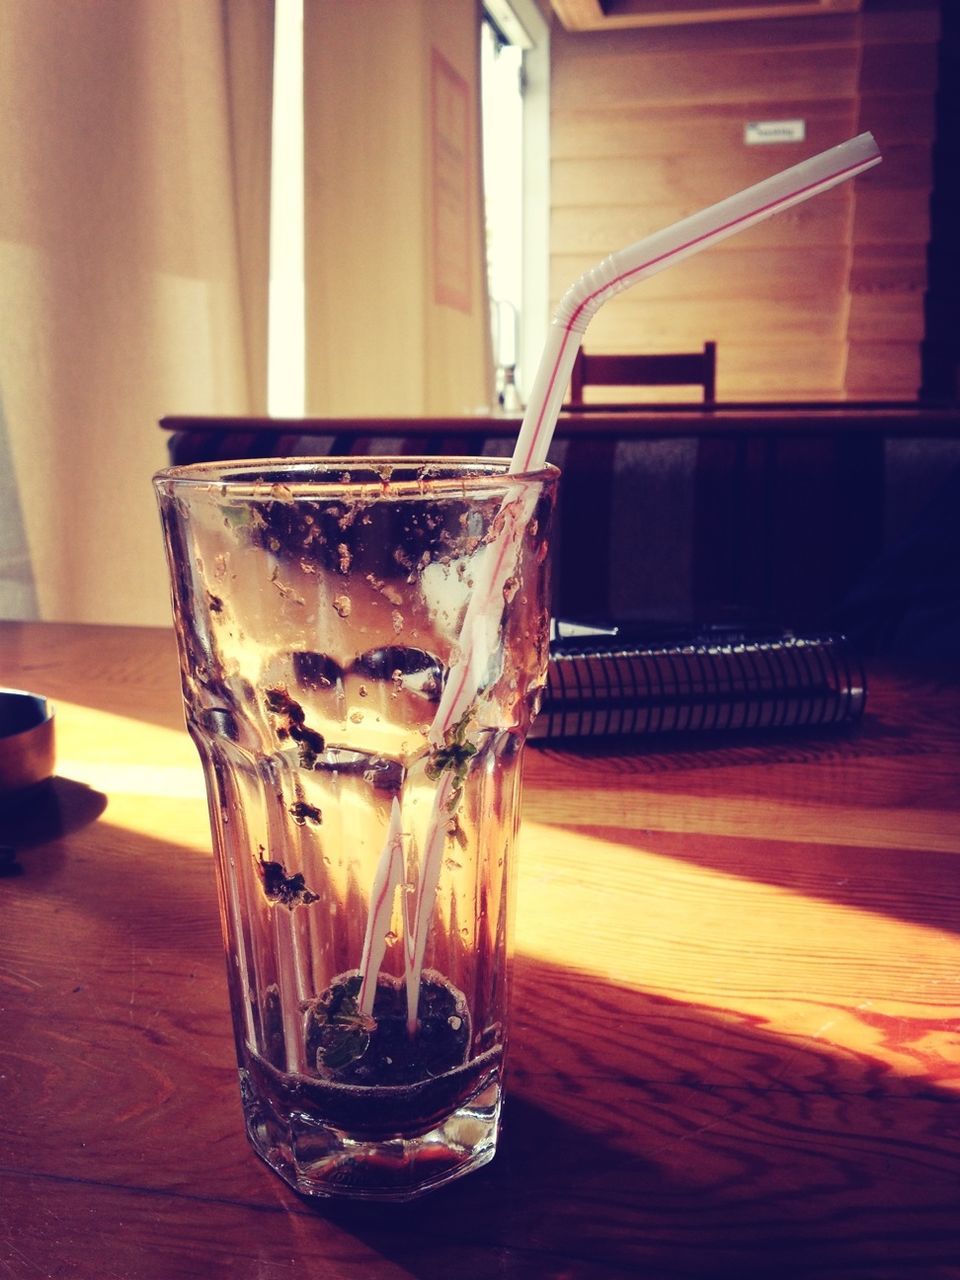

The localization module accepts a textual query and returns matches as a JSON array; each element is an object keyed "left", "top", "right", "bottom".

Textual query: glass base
[{"left": 239, "top": 1057, "right": 502, "bottom": 1201}]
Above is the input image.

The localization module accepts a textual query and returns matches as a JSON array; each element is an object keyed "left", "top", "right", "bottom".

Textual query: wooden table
[
  {"left": 2, "top": 622, "right": 959, "bottom": 1278},
  {"left": 160, "top": 402, "right": 960, "bottom": 444}
]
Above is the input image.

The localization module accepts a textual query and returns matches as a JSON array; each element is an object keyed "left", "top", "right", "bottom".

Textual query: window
[
  {"left": 268, "top": 0, "right": 305, "bottom": 417},
  {"left": 481, "top": 1, "right": 550, "bottom": 408}
]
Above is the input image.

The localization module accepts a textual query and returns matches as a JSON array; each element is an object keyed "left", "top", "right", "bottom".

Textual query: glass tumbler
[{"left": 154, "top": 457, "right": 556, "bottom": 1200}]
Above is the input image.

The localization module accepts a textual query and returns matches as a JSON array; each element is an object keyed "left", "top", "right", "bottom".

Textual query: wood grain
[
  {"left": 551, "top": 1, "right": 864, "bottom": 35},
  {"left": 1, "top": 623, "right": 959, "bottom": 1278},
  {"left": 549, "top": 5, "right": 939, "bottom": 400}
]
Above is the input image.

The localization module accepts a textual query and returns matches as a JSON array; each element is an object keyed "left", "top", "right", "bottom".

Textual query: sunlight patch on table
[
  {"left": 524, "top": 787, "right": 960, "bottom": 855},
  {"left": 517, "top": 820, "right": 960, "bottom": 1091},
  {"left": 55, "top": 698, "right": 203, "bottom": 799}
]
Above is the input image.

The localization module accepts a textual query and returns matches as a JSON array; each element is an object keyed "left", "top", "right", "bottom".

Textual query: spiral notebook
[{"left": 530, "top": 623, "right": 867, "bottom": 742}]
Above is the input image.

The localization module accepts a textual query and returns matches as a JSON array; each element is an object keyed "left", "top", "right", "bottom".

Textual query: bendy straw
[
  {"left": 361, "top": 131, "right": 882, "bottom": 1034},
  {"left": 511, "top": 130, "right": 880, "bottom": 475},
  {"left": 431, "top": 133, "right": 881, "bottom": 745},
  {"left": 357, "top": 797, "right": 405, "bottom": 1018}
]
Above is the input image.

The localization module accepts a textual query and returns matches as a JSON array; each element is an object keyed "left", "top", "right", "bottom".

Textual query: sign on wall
[{"left": 745, "top": 120, "right": 806, "bottom": 145}]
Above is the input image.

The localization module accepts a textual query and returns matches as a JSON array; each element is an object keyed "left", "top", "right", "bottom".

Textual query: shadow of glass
[
  {"left": 280, "top": 954, "right": 960, "bottom": 1279},
  {"left": 6, "top": 814, "right": 956, "bottom": 1277}
]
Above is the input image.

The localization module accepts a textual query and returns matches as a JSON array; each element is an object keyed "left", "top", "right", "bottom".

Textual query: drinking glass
[{"left": 154, "top": 457, "right": 556, "bottom": 1200}]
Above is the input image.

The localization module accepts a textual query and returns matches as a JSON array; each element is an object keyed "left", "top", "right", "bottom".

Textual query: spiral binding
[{"left": 530, "top": 630, "right": 867, "bottom": 741}]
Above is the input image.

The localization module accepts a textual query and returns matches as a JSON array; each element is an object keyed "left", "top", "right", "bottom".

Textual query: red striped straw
[
  {"left": 434, "top": 134, "right": 882, "bottom": 740},
  {"left": 359, "top": 131, "right": 881, "bottom": 1034},
  {"left": 357, "top": 796, "right": 405, "bottom": 1018},
  {"left": 509, "top": 131, "right": 881, "bottom": 476}
]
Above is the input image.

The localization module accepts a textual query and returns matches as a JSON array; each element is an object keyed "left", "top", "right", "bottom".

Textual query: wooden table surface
[{"left": 1, "top": 622, "right": 959, "bottom": 1279}]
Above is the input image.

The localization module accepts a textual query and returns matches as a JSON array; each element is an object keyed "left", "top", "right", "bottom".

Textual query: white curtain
[
  {"left": 303, "top": 0, "right": 493, "bottom": 416},
  {"left": 0, "top": 0, "right": 273, "bottom": 625}
]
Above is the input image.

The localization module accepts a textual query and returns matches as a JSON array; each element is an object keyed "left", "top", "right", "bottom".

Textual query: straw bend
[
  {"left": 555, "top": 252, "right": 624, "bottom": 336},
  {"left": 513, "top": 130, "right": 880, "bottom": 475}
]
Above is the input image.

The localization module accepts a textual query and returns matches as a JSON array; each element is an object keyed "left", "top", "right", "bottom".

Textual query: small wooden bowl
[{"left": 0, "top": 689, "right": 55, "bottom": 795}]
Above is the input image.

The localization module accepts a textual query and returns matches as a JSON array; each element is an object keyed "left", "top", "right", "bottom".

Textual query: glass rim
[{"left": 153, "top": 455, "right": 559, "bottom": 498}]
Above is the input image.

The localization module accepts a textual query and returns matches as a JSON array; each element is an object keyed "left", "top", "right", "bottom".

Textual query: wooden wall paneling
[
  {"left": 550, "top": 17, "right": 861, "bottom": 400},
  {"left": 549, "top": 3, "right": 941, "bottom": 402},
  {"left": 551, "top": 248, "right": 852, "bottom": 297},
  {"left": 552, "top": 11, "right": 863, "bottom": 59},
  {"left": 552, "top": 242, "right": 852, "bottom": 398},
  {"left": 552, "top": 46, "right": 858, "bottom": 112},
  {"left": 720, "top": 345, "right": 847, "bottom": 399},
  {"left": 848, "top": 296, "right": 926, "bottom": 346},
  {"left": 551, "top": 201, "right": 853, "bottom": 265},
  {"left": 851, "top": 188, "right": 931, "bottom": 246},
  {"left": 859, "top": 25, "right": 939, "bottom": 97},
  {"left": 856, "top": 90, "right": 936, "bottom": 147},
  {"left": 845, "top": 4, "right": 940, "bottom": 398},
  {"left": 552, "top": 191, "right": 854, "bottom": 256},
  {"left": 551, "top": 154, "right": 867, "bottom": 208},
  {"left": 551, "top": 0, "right": 864, "bottom": 31},
  {"left": 551, "top": 97, "right": 861, "bottom": 162},
  {"left": 845, "top": 342, "right": 923, "bottom": 399},
  {"left": 854, "top": 5, "right": 939, "bottom": 44},
  {"left": 584, "top": 296, "right": 845, "bottom": 348},
  {"left": 922, "top": 2, "right": 960, "bottom": 396},
  {"left": 847, "top": 245, "right": 927, "bottom": 344}
]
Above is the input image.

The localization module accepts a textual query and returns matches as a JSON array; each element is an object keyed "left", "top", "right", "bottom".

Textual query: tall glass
[{"left": 154, "top": 457, "right": 556, "bottom": 1200}]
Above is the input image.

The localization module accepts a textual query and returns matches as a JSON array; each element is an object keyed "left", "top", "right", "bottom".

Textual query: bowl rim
[
  {"left": 152, "top": 455, "right": 560, "bottom": 499},
  {"left": 0, "top": 687, "right": 55, "bottom": 740}
]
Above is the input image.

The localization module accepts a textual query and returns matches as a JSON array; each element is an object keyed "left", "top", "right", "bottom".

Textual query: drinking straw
[
  {"left": 429, "top": 488, "right": 538, "bottom": 745},
  {"left": 357, "top": 796, "right": 405, "bottom": 1018},
  {"left": 360, "top": 131, "right": 882, "bottom": 1033},
  {"left": 433, "top": 130, "right": 881, "bottom": 743},
  {"left": 511, "top": 130, "right": 880, "bottom": 475},
  {"left": 403, "top": 771, "right": 455, "bottom": 1034}
]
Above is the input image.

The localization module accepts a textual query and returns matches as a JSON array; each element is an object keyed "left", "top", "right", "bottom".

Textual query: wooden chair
[
  {"left": 568, "top": 341, "right": 717, "bottom": 405},
  {"left": 561, "top": 342, "right": 716, "bottom": 617}
]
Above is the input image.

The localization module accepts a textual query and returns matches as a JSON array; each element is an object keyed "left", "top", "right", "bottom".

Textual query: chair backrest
[{"left": 568, "top": 342, "right": 716, "bottom": 405}]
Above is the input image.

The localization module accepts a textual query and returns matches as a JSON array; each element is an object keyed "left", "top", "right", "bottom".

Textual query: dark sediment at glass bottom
[
  {"left": 242, "top": 1042, "right": 503, "bottom": 1141},
  {"left": 305, "top": 969, "right": 472, "bottom": 1085},
  {"left": 242, "top": 970, "right": 502, "bottom": 1140}
]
